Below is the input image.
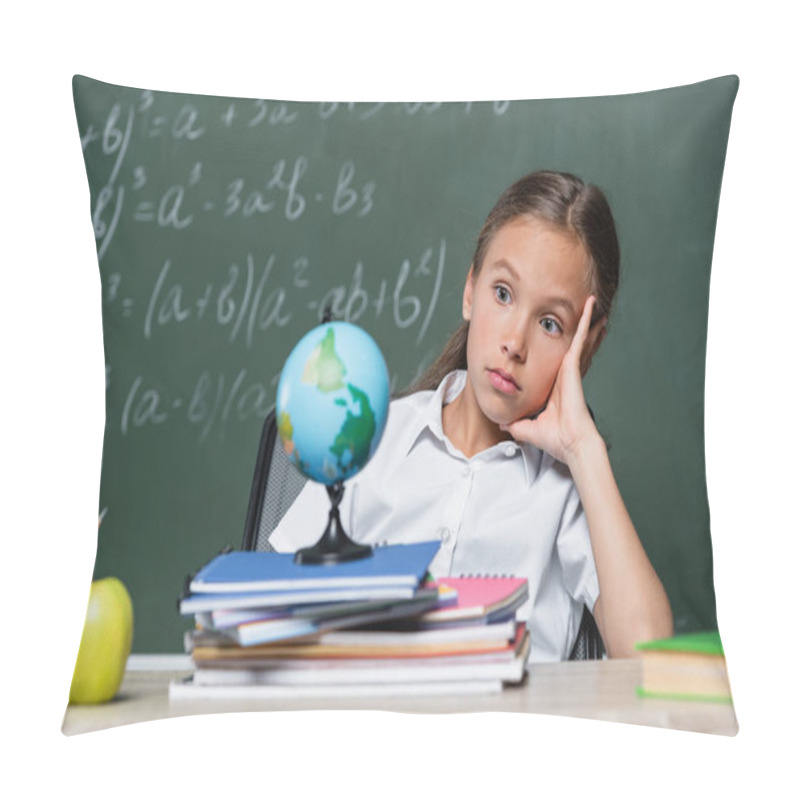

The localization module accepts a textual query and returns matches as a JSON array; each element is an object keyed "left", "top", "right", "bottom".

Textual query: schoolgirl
[{"left": 270, "top": 171, "right": 673, "bottom": 660}]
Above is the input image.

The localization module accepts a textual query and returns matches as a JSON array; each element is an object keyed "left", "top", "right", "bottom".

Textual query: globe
[{"left": 276, "top": 321, "right": 390, "bottom": 487}]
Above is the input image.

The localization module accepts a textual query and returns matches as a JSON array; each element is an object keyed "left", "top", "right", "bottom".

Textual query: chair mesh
[
  {"left": 569, "top": 605, "right": 606, "bottom": 661},
  {"left": 255, "top": 437, "right": 308, "bottom": 552}
]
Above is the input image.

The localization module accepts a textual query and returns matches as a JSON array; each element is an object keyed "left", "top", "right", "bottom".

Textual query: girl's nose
[{"left": 501, "top": 321, "right": 527, "bottom": 361}]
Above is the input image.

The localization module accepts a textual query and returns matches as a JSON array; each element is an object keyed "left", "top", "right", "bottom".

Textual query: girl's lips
[{"left": 488, "top": 368, "right": 520, "bottom": 394}]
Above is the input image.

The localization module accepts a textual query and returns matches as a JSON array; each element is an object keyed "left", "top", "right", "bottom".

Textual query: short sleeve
[{"left": 555, "top": 485, "right": 599, "bottom": 612}]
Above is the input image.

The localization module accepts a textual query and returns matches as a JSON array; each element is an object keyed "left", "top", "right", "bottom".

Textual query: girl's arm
[
  {"left": 564, "top": 428, "right": 673, "bottom": 657},
  {"left": 503, "top": 296, "right": 673, "bottom": 658}
]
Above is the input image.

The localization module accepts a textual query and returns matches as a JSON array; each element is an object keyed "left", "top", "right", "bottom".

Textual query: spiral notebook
[{"left": 421, "top": 576, "right": 529, "bottom": 624}]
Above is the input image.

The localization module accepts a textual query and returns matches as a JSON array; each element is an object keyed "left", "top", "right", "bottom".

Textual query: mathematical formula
[
  {"left": 105, "top": 239, "right": 446, "bottom": 346},
  {"left": 106, "top": 238, "right": 447, "bottom": 440},
  {"left": 120, "top": 364, "right": 419, "bottom": 442},
  {"left": 77, "top": 84, "right": 485, "bottom": 442},
  {"left": 80, "top": 94, "right": 513, "bottom": 152}
]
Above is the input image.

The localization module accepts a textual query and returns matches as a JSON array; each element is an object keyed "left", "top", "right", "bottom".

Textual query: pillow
[{"left": 67, "top": 74, "right": 738, "bottom": 732}]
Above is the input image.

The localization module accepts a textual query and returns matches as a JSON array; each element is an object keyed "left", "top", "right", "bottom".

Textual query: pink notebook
[{"left": 422, "top": 577, "right": 529, "bottom": 624}]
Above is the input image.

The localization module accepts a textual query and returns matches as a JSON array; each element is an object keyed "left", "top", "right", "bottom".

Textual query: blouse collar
[{"left": 401, "top": 370, "right": 542, "bottom": 488}]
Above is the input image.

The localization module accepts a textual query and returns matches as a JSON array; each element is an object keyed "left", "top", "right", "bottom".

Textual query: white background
[{"left": 3, "top": 1, "right": 797, "bottom": 796}]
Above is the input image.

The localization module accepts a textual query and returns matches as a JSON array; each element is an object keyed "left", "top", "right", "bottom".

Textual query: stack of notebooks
[{"left": 169, "top": 540, "right": 531, "bottom": 700}]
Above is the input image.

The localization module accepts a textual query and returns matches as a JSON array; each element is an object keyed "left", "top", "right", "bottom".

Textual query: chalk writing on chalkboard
[{"left": 76, "top": 84, "right": 498, "bottom": 444}]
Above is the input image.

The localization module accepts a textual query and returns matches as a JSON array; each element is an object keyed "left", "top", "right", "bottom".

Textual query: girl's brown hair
[{"left": 402, "top": 170, "right": 620, "bottom": 395}]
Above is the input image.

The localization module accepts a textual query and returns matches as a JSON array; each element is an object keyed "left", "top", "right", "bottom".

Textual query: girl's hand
[{"left": 501, "top": 296, "right": 605, "bottom": 465}]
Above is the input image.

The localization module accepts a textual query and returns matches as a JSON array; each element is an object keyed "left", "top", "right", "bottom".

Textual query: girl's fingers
[{"left": 567, "top": 296, "right": 596, "bottom": 364}]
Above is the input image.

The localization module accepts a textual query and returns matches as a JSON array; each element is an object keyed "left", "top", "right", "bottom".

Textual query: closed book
[
  {"left": 229, "top": 589, "right": 441, "bottom": 646},
  {"left": 311, "top": 617, "right": 517, "bottom": 647},
  {"left": 196, "top": 583, "right": 455, "bottom": 628},
  {"left": 190, "top": 641, "right": 524, "bottom": 673},
  {"left": 191, "top": 629, "right": 530, "bottom": 687},
  {"left": 191, "top": 622, "right": 525, "bottom": 662},
  {"left": 169, "top": 676, "right": 503, "bottom": 701},
  {"left": 180, "top": 584, "right": 420, "bottom": 615},
  {"left": 189, "top": 541, "right": 439, "bottom": 593},
  {"left": 197, "top": 607, "right": 287, "bottom": 630},
  {"left": 635, "top": 631, "right": 733, "bottom": 703}
]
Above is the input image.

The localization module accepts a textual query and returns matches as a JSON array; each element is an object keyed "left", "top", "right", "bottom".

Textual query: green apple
[{"left": 69, "top": 577, "right": 134, "bottom": 704}]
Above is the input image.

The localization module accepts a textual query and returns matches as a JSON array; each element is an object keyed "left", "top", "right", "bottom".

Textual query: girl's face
[{"left": 462, "top": 215, "right": 598, "bottom": 426}]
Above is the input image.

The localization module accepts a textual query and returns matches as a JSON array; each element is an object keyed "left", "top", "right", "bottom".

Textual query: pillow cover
[{"left": 66, "top": 74, "right": 738, "bottom": 733}]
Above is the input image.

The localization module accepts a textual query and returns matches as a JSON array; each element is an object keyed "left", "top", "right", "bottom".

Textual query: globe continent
[{"left": 276, "top": 322, "right": 390, "bottom": 485}]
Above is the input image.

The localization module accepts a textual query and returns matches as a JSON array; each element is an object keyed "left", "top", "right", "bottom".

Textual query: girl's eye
[
  {"left": 494, "top": 285, "right": 511, "bottom": 304},
  {"left": 540, "top": 317, "right": 563, "bottom": 336}
]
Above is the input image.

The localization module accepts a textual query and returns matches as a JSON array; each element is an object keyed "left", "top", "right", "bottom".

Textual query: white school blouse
[{"left": 269, "top": 370, "right": 599, "bottom": 662}]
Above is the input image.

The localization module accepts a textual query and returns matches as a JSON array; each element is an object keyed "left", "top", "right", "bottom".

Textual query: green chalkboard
[{"left": 72, "top": 74, "right": 737, "bottom": 653}]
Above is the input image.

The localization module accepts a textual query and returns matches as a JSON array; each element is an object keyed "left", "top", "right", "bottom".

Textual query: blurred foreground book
[{"left": 635, "top": 631, "right": 733, "bottom": 703}]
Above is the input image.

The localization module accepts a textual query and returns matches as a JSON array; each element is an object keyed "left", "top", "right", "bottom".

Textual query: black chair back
[{"left": 242, "top": 409, "right": 308, "bottom": 552}]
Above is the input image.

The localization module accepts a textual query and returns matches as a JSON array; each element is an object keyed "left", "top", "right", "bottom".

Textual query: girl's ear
[
  {"left": 462, "top": 266, "right": 475, "bottom": 321},
  {"left": 580, "top": 318, "right": 607, "bottom": 377}
]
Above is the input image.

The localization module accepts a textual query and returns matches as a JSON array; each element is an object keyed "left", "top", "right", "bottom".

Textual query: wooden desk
[{"left": 62, "top": 658, "right": 738, "bottom": 736}]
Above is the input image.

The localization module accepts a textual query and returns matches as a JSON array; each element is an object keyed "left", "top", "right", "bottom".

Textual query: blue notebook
[
  {"left": 180, "top": 584, "right": 421, "bottom": 614},
  {"left": 189, "top": 541, "right": 440, "bottom": 594}
]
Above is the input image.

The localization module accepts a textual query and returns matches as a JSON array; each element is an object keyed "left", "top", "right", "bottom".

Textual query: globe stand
[{"left": 294, "top": 481, "right": 373, "bottom": 565}]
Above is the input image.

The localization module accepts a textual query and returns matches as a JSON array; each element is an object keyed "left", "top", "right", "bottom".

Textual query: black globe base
[{"left": 294, "top": 481, "right": 373, "bottom": 565}]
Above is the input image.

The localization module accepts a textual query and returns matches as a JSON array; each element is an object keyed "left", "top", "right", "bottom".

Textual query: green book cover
[
  {"left": 635, "top": 630, "right": 732, "bottom": 704},
  {"left": 635, "top": 687, "right": 733, "bottom": 704},
  {"left": 635, "top": 630, "right": 724, "bottom": 656}
]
